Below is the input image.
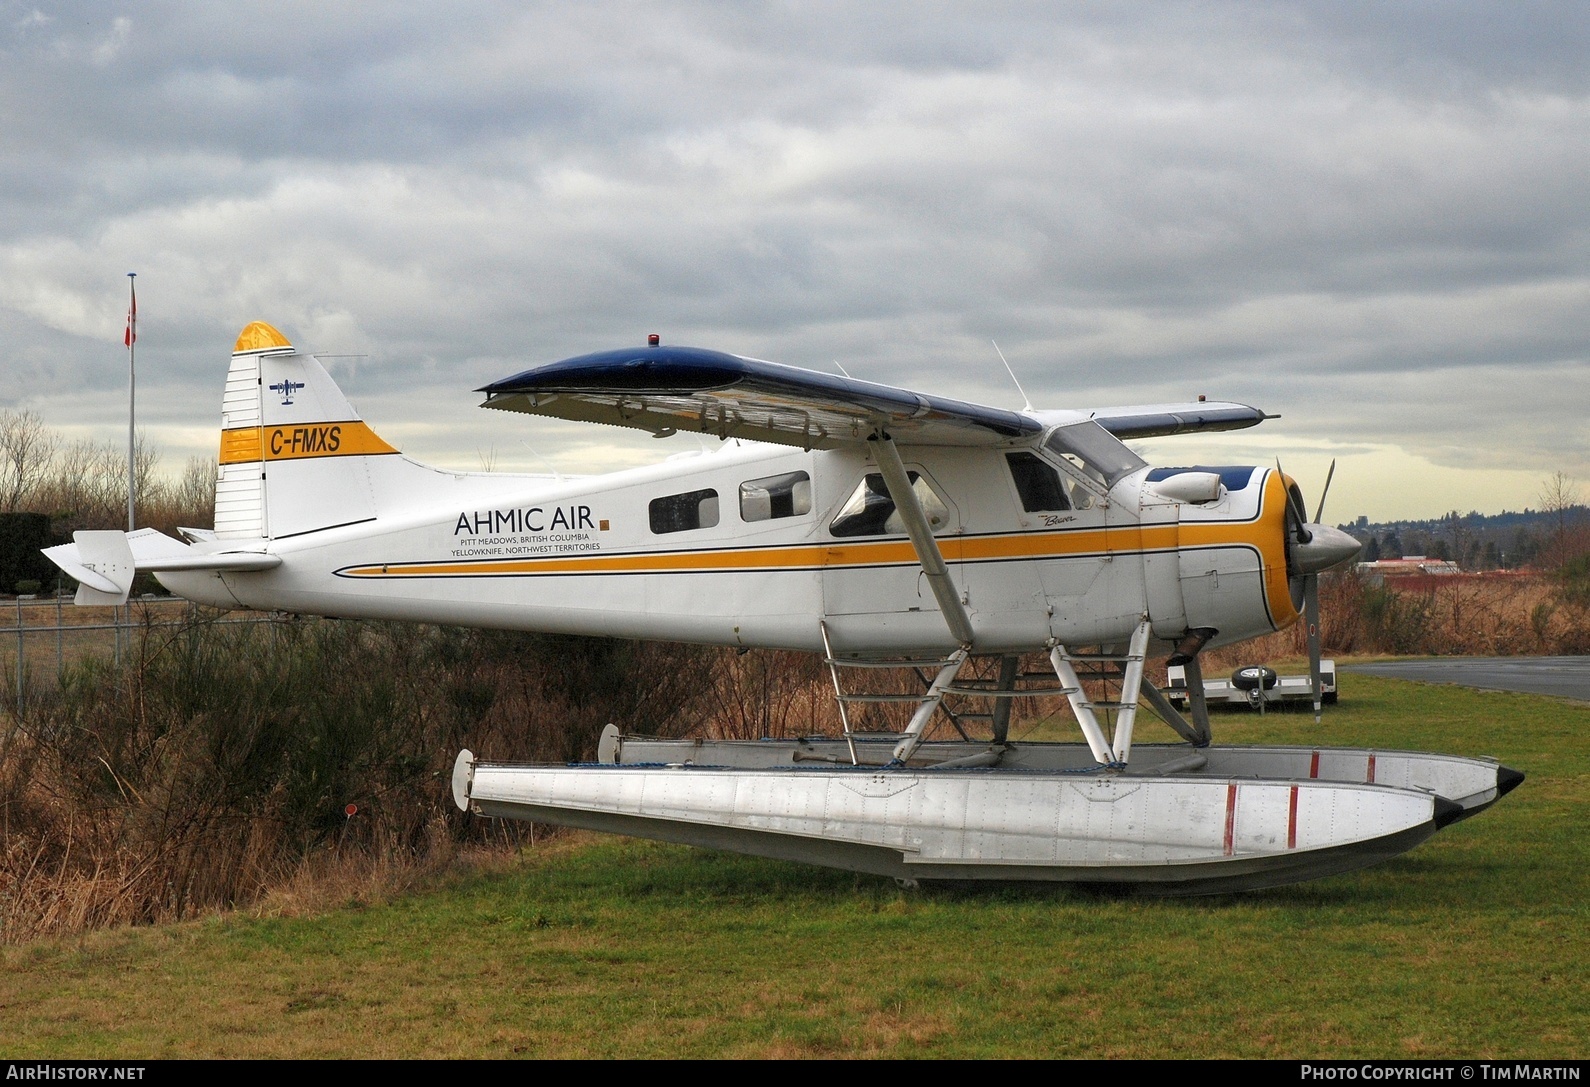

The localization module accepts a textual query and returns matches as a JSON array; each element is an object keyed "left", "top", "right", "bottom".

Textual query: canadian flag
[{"left": 124, "top": 282, "right": 136, "bottom": 346}]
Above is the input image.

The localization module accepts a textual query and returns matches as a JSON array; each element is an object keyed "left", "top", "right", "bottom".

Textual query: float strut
[{"left": 891, "top": 648, "right": 969, "bottom": 764}]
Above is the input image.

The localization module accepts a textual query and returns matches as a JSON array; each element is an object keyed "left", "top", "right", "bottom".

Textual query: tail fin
[{"left": 217, "top": 321, "right": 399, "bottom": 540}]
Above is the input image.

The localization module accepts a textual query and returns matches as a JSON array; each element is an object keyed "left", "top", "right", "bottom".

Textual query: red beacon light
[{"left": 647, "top": 334, "right": 660, "bottom": 347}]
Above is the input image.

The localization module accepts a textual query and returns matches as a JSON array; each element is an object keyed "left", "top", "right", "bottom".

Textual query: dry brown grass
[
  {"left": 246, "top": 820, "right": 515, "bottom": 921},
  {"left": 1205, "top": 570, "right": 1590, "bottom": 668}
]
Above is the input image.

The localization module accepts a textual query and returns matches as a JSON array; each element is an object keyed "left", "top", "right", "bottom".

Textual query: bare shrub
[
  {"left": 0, "top": 616, "right": 716, "bottom": 943},
  {"left": 689, "top": 648, "right": 1068, "bottom": 742},
  {"left": 695, "top": 649, "right": 837, "bottom": 740},
  {"left": 445, "top": 629, "right": 718, "bottom": 762}
]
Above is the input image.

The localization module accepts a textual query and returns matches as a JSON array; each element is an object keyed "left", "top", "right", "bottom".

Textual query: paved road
[{"left": 1344, "top": 657, "right": 1590, "bottom": 702}]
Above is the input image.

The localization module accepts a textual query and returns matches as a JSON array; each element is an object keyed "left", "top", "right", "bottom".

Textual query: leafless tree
[
  {"left": 38, "top": 433, "right": 162, "bottom": 531},
  {"left": 143, "top": 456, "right": 217, "bottom": 534},
  {"left": 0, "top": 409, "right": 57, "bottom": 512},
  {"left": 1538, "top": 472, "right": 1586, "bottom": 570}
]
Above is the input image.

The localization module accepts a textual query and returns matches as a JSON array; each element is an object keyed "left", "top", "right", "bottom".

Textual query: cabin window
[
  {"left": 1043, "top": 421, "right": 1147, "bottom": 491},
  {"left": 1006, "top": 452, "right": 1070, "bottom": 512},
  {"left": 830, "top": 472, "right": 949, "bottom": 538},
  {"left": 740, "top": 471, "right": 812, "bottom": 522},
  {"left": 649, "top": 488, "right": 720, "bottom": 534}
]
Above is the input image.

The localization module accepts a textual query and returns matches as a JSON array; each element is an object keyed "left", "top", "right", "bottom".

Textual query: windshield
[{"left": 1043, "top": 421, "right": 1147, "bottom": 491}]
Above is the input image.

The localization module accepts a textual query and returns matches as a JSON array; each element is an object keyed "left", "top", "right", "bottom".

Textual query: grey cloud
[{"left": 0, "top": 1, "right": 1586, "bottom": 520}]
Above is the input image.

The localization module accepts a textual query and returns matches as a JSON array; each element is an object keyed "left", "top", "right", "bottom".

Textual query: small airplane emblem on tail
[{"left": 269, "top": 378, "right": 306, "bottom": 405}]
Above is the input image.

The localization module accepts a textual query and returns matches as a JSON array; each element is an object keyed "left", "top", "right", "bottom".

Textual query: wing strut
[{"left": 868, "top": 433, "right": 975, "bottom": 647}]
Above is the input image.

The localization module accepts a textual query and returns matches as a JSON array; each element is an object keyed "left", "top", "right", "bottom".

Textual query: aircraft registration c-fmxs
[{"left": 46, "top": 322, "right": 1522, "bottom": 893}]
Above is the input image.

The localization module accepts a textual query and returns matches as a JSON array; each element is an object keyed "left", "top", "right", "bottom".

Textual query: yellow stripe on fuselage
[{"left": 218, "top": 421, "right": 397, "bottom": 464}]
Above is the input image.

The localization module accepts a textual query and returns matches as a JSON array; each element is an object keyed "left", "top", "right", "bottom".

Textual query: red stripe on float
[
  {"left": 1223, "top": 782, "right": 1238, "bottom": 856},
  {"left": 1310, "top": 749, "right": 1320, "bottom": 778},
  {"left": 1367, "top": 753, "right": 1376, "bottom": 783},
  {"left": 1288, "top": 784, "right": 1299, "bottom": 849}
]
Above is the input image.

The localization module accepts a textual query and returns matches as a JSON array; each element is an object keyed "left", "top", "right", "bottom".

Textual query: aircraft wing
[
  {"left": 1083, "top": 403, "right": 1273, "bottom": 440},
  {"left": 478, "top": 346, "right": 1041, "bottom": 449},
  {"left": 479, "top": 345, "right": 1270, "bottom": 450}
]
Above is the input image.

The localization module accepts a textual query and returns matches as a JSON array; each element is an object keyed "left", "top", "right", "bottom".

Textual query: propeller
[
  {"left": 1304, "top": 458, "right": 1339, "bottom": 721},
  {"left": 1277, "top": 458, "right": 1359, "bottom": 722},
  {"left": 1277, "top": 458, "right": 1312, "bottom": 544},
  {"left": 1313, "top": 458, "right": 1336, "bottom": 524}
]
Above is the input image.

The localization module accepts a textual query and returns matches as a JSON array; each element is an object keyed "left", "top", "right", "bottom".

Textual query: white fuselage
[{"left": 161, "top": 438, "right": 1297, "bottom": 656}]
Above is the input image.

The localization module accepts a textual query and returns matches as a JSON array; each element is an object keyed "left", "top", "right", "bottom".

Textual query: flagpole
[{"left": 126, "top": 272, "right": 136, "bottom": 532}]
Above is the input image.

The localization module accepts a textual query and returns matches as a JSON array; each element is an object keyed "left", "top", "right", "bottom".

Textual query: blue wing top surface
[{"left": 480, "top": 345, "right": 1266, "bottom": 449}]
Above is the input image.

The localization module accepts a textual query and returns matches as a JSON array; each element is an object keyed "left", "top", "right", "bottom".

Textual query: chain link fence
[{"left": 1, "top": 594, "right": 283, "bottom": 717}]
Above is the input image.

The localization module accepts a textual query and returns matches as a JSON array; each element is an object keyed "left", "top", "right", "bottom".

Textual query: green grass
[{"left": 2, "top": 672, "right": 1585, "bottom": 1058}]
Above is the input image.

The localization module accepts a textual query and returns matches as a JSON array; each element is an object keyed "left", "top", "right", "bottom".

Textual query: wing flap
[{"left": 479, "top": 345, "right": 1040, "bottom": 449}]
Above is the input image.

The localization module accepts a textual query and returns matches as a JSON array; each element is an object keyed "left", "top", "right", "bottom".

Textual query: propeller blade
[
  {"left": 1305, "top": 573, "right": 1323, "bottom": 723},
  {"left": 1312, "top": 458, "right": 1337, "bottom": 524},
  {"left": 1275, "top": 458, "right": 1311, "bottom": 542}
]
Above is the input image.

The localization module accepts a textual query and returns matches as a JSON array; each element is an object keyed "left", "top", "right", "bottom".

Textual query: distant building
[{"left": 1356, "top": 556, "right": 1461, "bottom": 586}]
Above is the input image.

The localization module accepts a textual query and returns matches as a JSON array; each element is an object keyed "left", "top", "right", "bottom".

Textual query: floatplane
[{"left": 45, "top": 322, "right": 1521, "bottom": 893}]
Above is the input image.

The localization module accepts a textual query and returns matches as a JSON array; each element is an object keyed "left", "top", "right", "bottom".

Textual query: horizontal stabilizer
[
  {"left": 41, "top": 528, "right": 280, "bottom": 605},
  {"left": 138, "top": 552, "right": 282, "bottom": 573},
  {"left": 53, "top": 530, "right": 136, "bottom": 605}
]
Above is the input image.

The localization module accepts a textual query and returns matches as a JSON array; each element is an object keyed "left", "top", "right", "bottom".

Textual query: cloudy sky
[{"left": 2, "top": 1, "right": 1586, "bottom": 521}]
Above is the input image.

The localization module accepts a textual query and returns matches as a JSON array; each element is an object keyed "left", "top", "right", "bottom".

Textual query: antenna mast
[{"left": 991, "top": 340, "right": 1033, "bottom": 412}]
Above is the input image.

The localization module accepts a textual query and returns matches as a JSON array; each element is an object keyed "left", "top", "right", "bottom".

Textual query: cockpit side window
[
  {"left": 740, "top": 471, "right": 812, "bottom": 522},
  {"left": 649, "top": 488, "right": 720, "bottom": 534},
  {"left": 830, "top": 472, "right": 949, "bottom": 538},
  {"left": 1005, "top": 451, "right": 1070, "bottom": 512},
  {"left": 1043, "top": 421, "right": 1147, "bottom": 491}
]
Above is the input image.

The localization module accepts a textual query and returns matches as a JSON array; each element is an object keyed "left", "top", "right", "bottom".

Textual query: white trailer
[{"left": 1166, "top": 660, "right": 1337, "bottom": 710}]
